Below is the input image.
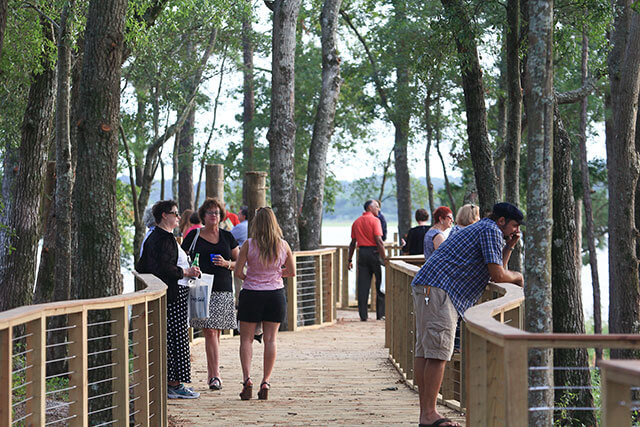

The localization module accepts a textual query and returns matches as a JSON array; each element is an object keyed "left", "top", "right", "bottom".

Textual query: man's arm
[
  {"left": 375, "top": 235, "right": 386, "bottom": 263},
  {"left": 348, "top": 238, "right": 357, "bottom": 270},
  {"left": 487, "top": 263, "right": 523, "bottom": 286}
]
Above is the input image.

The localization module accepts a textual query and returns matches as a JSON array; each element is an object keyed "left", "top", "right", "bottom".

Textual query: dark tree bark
[
  {"left": 577, "top": 30, "right": 602, "bottom": 360},
  {"left": 440, "top": 0, "right": 498, "bottom": 214},
  {"left": 391, "top": 0, "right": 412, "bottom": 241},
  {"left": 299, "top": 0, "right": 343, "bottom": 250},
  {"left": 0, "top": 0, "right": 7, "bottom": 58},
  {"left": 34, "top": 162, "right": 57, "bottom": 304},
  {"left": 267, "top": 0, "right": 302, "bottom": 250},
  {"left": 74, "top": 0, "right": 127, "bottom": 298},
  {"left": 524, "top": 0, "right": 555, "bottom": 422},
  {"left": 0, "top": 20, "right": 57, "bottom": 312},
  {"left": 435, "top": 96, "right": 456, "bottom": 213},
  {"left": 552, "top": 106, "right": 596, "bottom": 427},
  {"left": 178, "top": 107, "right": 195, "bottom": 211},
  {"left": 242, "top": 5, "right": 255, "bottom": 206},
  {"left": 494, "top": 96, "right": 507, "bottom": 201},
  {"left": 424, "top": 92, "right": 436, "bottom": 216},
  {"left": 505, "top": 0, "right": 523, "bottom": 272},
  {"left": 606, "top": 2, "right": 640, "bottom": 357}
]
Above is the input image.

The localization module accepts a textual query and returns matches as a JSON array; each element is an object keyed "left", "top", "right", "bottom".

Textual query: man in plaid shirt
[{"left": 411, "top": 202, "right": 524, "bottom": 427}]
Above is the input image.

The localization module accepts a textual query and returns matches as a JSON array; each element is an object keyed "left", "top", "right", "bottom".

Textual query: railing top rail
[
  {"left": 599, "top": 360, "right": 640, "bottom": 385},
  {"left": 387, "top": 261, "right": 640, "bottom": 349},
  {"left": 293, "top": 248, "right": 337, "bottom": 257},
  {"left": 0, "top": 272, "right": 166, "bottom": 329}
]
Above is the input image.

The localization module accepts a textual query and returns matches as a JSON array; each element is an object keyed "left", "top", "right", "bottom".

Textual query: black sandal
[
  {"left": 208, "top": 377, "right": 222, "bottom": 390},
  {"left": 257, "top": 381, "right": 270, "bottom": 400},
  {"left": 239, "top": 378, "right": 252, "bottom": 400}
]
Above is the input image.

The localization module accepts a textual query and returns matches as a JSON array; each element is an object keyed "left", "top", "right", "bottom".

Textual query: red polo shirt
[{"left": 351, "top": 211, "right": 383, "bottom": 247}]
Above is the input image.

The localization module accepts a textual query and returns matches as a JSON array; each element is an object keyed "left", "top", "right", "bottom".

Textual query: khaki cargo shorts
[{"left": 412, "top": 285, "right": 459, "bottom": 361}]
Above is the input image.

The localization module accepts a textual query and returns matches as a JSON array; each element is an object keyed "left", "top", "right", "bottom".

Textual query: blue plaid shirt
[{"left": 411, "top": 218, "right": 504, "bottom": 317}]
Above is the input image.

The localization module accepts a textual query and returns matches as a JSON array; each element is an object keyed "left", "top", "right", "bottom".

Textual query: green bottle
[{"left": 192, "top": 253, "right": 200, "bottom": 267}]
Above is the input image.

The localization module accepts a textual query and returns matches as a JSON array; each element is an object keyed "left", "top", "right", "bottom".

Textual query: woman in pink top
[{"left": 234, "top": 207, "right": 295, "bottom": 400}]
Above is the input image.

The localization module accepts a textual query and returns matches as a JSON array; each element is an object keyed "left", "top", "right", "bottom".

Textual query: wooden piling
[{"left": 206, "top": 164, "right": 225, "bottom": 202}]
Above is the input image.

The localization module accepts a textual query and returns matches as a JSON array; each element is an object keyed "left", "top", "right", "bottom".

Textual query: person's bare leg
[
  {"left": 239, "top": 321, "right": 257, "bottom": 383},
  {"left": 414, "top": 357, "right": 426, "bottom": 419},
  {"left": 419, "top": 358, "right": 459, "bottom": 426},
  {"left": 261, "top": 321, "right": 279, "bottom": 386},
  {"left": 203, "top": 328, "right": 222, "bottom": 380}
]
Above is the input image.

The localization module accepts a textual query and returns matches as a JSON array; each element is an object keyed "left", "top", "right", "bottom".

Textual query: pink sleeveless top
[{"left": 242, "top": 238, "right": 287, "bottom": 291}]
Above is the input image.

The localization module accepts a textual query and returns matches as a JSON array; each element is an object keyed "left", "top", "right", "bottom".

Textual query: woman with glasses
[
  {"left": 181, "top": 197, "right": 239, "bottom": 391},
  {"left": 234, "top": 207, "right": 296, "bottom": 400},
  {"left": 423, "top": 206, "right": 454, "bottom": 259},
  {"left": 136, "top": 200, "right": 201, "bottom": 399}
]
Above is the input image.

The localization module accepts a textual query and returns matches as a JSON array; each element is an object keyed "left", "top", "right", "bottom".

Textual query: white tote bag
[{"left": 188, "top": 273, "right": 214, "bottom": 320}]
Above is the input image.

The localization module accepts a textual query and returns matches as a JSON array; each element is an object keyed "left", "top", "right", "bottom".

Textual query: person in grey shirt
[{"left": 231, "top": 206, "right": 249, "bottom": 247}]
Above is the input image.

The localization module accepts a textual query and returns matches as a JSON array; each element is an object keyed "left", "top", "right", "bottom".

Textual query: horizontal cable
[
  {"left": 130, "top": 368, "right": 141, "bottom": 376},
  {"left": 129, "top": 341, "right": 140, "bottom": 348},
  {"left": 130, "top": 395, "right": 141, "bottom": 403},
  {"left": 12, "top": 412, "right": 32, "bottom": 424},
  {"left": 45, "top": 341, "right": 74, "bottom": 349},
  {"left": 12, "top": 380, "right": 33, "bottom": 391},
  {"left": 88, "top": 390, "right": 117, "bottom": 401},
  {"left": 129, "top": 328, "right": 139, "bottom": 335},
  {"left": 46, "top": 371, "right": 74, "bottom": 380},
  {"left": 529, "top": 385, "right": 596, "bottom": 391},
  {"left": 46, "top": 324, "right": 77, "bottom": 333},
  {"left": 13, "top": 348, "right": 34, "bottom": 358},
  {"left": 88, "top": 377, "right": 115, "bottom": 387},
  {"left": 12, "top": 332, "right": 34, "bottom": 341},
  {"left": 45, "top": 414, "right": 77, "bottom": 426},
  {"left": 88, "top": 362, "right": 117, "bottom": 371},
  {"left": 87, "top": 334, "right": 117, "bottom": 342},
  {"left": 529, "top": 406, "right": 599, "bottom": 411},
  {"left": 93, "top": 419, "right": 118, "bottom": 426},
  {"left": 44, "top": 400, "right": 74, "bottom": 411},
  {"left": 88, "top": 348, "right": 117, "bottom": 357},
  {"left": 529, "top": 366, "right": 598, "bottom": 371},
  {"left": 87, "top": 404, "right": 118, "bottom": 416},
  {"left": 129, "top": 381, "right": 141, "bottom": 389},
  {"left": 12, "top": 395, "right": 33, "bottom": 407},
  {"left": 13, "top": 364, "right": 34, "bottom": 375},
  {"left": 46, "top": 355, "right": 76, "bottom": 364},
  {"left": 87, "top": 319, "right": 117, "bottom": 327},
  {"left": 45, "top": 385, "right": 77, "bottom": 396}
]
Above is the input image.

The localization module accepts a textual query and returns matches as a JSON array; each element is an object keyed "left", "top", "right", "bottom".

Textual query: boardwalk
[{"left": 168, "top": 310, "right": 464, "bottom": 426}]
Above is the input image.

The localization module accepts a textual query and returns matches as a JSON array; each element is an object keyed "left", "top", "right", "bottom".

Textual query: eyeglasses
[
  {"left": 205, "top": 211, "right": 221, "bottom": 216},
  {"left": 167, "top": 211, "right": 180, "bottom": 217},
  {"left": 447, "top": 215, "right": 454, "bottom": 220}
]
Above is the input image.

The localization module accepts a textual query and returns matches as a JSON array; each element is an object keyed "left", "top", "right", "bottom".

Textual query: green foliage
[{"left": 116, "top": 180, "right": 135, "bottom": 266}]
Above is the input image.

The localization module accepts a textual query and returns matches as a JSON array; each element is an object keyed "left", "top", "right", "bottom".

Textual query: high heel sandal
[
  {"left": 257, "top": 381, "right": 270, "bottom": 400},
  {"left": 239, "top": 378, "right": 253, "bottom": 400}
]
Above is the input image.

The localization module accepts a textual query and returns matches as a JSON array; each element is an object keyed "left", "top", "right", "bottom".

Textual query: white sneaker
[{"left": 168, "top": 384, "right": 200, "bottom": 399}]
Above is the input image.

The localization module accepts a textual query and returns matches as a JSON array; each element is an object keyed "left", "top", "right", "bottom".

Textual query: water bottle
[{"left": 192, "top": 253, "right": 200, "bottom": 267}]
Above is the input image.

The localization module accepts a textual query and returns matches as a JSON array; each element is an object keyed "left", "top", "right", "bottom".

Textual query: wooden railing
[
  {"left": 0, "top": 273, "right": 167, "bottom": 426},
  {"left": 283, "top": 248, "right": 338, "bottom": 331},
  {"left": 386, "top": 259, "right": 640, "bottom": 426}
]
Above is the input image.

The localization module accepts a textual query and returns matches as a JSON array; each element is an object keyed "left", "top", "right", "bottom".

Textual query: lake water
[{"left": 124, "top": 223, "right": 610, "bottom": 322}]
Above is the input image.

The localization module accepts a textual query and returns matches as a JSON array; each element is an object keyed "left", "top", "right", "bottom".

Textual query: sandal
[
  {"left": 208, "top": 377, "right": 222, "bottom": 390},
  {"left": 257, "top": 381, "right": 270, "bottom": 400},
  {"left": 239, "top": 378, "right": 253, "bottom": 400}
]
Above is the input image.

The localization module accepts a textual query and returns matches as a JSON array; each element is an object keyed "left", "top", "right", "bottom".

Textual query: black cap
[{"left": 492, "top": 202, "right": 525, "bottom": 225}]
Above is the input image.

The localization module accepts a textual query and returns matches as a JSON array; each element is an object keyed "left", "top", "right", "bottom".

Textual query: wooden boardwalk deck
[{"left": 168, "top": 310, "right": 465, "bottom": 426}]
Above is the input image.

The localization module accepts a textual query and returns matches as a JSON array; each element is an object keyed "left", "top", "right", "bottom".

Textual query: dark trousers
[{"left": 357, "top": 246, "right": 385, "bottom": 320}]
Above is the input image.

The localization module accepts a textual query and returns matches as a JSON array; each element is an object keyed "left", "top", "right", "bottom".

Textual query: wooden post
[
  {"left": 148, "top": 298, "right": 163, "bottom": 425},
  {"left": 286, "top": 274, "right": 298, "bottom": 332},
  {"left": 341, "top": 247, "right": 349, "bottom": 308},
  {"left": 0, "top": 327, "right": 12, "bottom": 426},
  {"left": 26, "top": 317, "right": 46, "bottom": 425},
  {"left": 466, "top": 331, "right": 487, "bottom": 426},
  {"left": 486, "top": 341, "right": 506, "bottom": 425},
  {"left": 245, "top": 171, "right": 267, "bottom": 224},
  {"left": 504, "top": 342, "right": 528, "bottom": 426},
  {"left": 112, "top": 306, "right": 130, "bottom": 424},
  {"left": 68, "top": 310, "right": 88, "bottom": 427},
  {"left": 206, "top": 164, "right": 225, "bottom": 202},
  {"left": 159, "top": 295, "right": 168, "bottom": 425},
  {"left": 327, "top": 253, "right": 335, "bottom": 323},
  {"left": 315, "top": 255, "right": 323, "bottom": 325},
  {"left": 600, "top": 360, "right": 638, "bottom": 427},
  {"left": 385, "top": 265, "right": 392, "bottom": 349},
  {"left": 406, "top": 274, "right": 414, "bottom": 380},
  {"left": 131, "top": 302, "right": 150, "bottom": 426}
]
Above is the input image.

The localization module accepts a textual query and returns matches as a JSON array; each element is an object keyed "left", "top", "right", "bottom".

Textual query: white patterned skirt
[{"left": 190, "top": 291, "right": 237, "bottom": 330}]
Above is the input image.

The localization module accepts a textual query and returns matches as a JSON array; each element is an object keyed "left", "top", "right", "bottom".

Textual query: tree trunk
[
  {"left": 242, "top": 5, "right": 255, "bottom": 207},
  {"left": 440, "top": 0, "right": 498, "bottom": 214},
  {"left": 267, "top": 0, "right": 302, "bottom": 250},
  {"left": 299, "top": 0, "right": 342, "bottom": 250},
  {"left": 424, "top": 92, "right": 436, "bottom": 216},
  {"left": 0, "top": 20, "right": 57, "bottom": 312},
  {"left": 435, "top": 96, "right": 456, "bottom": 213},
  {"left": 34, "top": 162, "right": 57, "bottom": 304},
  {"left": 505, "top": 0, "right": 523, "bottom": 272},
  {"left": 524, "top": 0, "right": 554, "bottom": 422},
  {"left": 494, "top": 96, "right": 506, "bottom": 201},
  {"left": 0, "top": 0, "right": 7, "bottom": 58},
  {"left": 178, "top": 107, "right": 195, "bottom": 211},
  {"left": 607, "top": 3, "right": 640, "bottom": 357},
  {"left": 552, "top": 106, "right": 596, "bottom": 426},
  {"left": 172, "top": 131, "right": 179, "bottom": 199}
]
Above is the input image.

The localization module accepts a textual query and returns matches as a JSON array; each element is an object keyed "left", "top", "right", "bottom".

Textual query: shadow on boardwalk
[{"left": 168, "top": 310, "right": 465, "bottom": 426}]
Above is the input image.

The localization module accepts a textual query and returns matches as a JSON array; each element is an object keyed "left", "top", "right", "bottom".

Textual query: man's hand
[
  {"left": 505, "top": 231, "right": 521, "bottom": 249},
  {"left": 488, "top": 263, "right": 524, "bottom": 287},
  {"left": 348, "top": 260, "right": 353, "bottom": 271}
]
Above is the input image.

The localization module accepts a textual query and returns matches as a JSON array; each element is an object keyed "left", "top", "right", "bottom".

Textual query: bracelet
[{"left": 228, "top": 260, "right": 232, "bottom": 270}]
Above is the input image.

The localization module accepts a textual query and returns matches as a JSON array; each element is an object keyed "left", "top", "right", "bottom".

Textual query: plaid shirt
[{"left": 411, "top": 218, "right": 504, "bottom": 317}]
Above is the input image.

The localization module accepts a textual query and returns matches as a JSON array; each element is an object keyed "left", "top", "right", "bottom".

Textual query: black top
[
  {"left": 402, "top": 225, "right": 431, "bottom": 255},
  {"left": 136, "top": 227, "right": 184, "bottom": 303},
  {"left": 378, "top": 211, "right": 388, "bottom": 241},
  {"left": 182, "top": 228, "right": 238, "bottom": 292}
]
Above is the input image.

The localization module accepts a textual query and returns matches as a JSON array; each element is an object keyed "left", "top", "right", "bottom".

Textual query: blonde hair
[
  {"left": 456, "top": 204, "right": 480, "bottom": 227},
  {"left": 249, "top": 207, "right": 283, "bottom": 265}
]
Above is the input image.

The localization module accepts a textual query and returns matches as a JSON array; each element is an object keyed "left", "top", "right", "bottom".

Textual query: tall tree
[
  {"left": 73, "top": 0, "right": 127, "bottom": 299},
  {"left": 241, "top": 3, "right": 255, "bottom": 206},
  {"left": 552, "top": 106, "right": 596, "bottom": 426},
  {"left": 0, "top": 0, "right": 7, "bottom": 58},
  {"left": 0, "top": 19, "right": 57, "bottom": 311},
  {"left": 440, "top": 0, "right": 498, "bottom": 214},
  {"left": 524, "top": 0, "right": 555, "bottom": 422},
  {"left": 606, "top": 0, "right": 640, "bottom": 354},
  {"left": 267, "top": 0, "right": 302, "bottom": 250},
  {"left": 178, "top": 39, "right": 196, "bottom": 212},
  {"left": 299, "top": 0, "right": 343, "bottom": 250}
]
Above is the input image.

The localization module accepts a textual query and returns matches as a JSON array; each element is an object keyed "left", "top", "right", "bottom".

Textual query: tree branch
[
  {"left": 23, "top": 1, "right": 59, "bottom": 30},
  {"left": 555, "top": 73, "right": 602, "bottom": 104},
  {"left": 119, "top": 125, "right": 140, "bottom": 226}
]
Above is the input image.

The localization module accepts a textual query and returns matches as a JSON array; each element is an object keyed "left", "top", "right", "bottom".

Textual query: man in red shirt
[{"left": 348, "top": 200, "right": 387, "bottom": 321}]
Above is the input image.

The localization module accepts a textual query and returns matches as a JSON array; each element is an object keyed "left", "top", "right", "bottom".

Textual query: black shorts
[{"left": 237, "top": 288, "right": 287, "bottom": 323}]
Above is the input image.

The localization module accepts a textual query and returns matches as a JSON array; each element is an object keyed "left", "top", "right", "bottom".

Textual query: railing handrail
[
  {"left": 294, "top": 247, "right": 338, "bottom": 257},
  {"left": 0, "top": 273, "right": 166, "bottom": 328}
]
